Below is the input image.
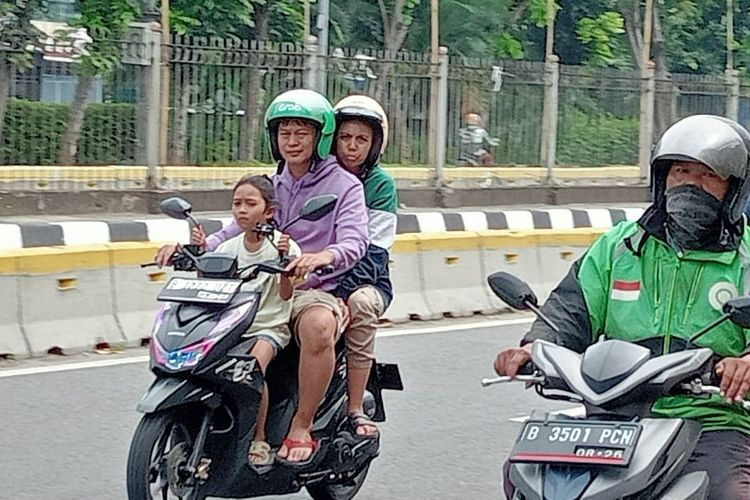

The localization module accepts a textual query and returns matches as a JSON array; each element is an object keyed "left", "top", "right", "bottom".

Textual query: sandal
[
  {"left": 349, "top": 411, "right": 379, "bottom": 438},
  {"left": 276, "top": 437, "right": 319, "bottom": 466},
  {"left": 248, "top": 440, "right": 273, "bottom": 466}
]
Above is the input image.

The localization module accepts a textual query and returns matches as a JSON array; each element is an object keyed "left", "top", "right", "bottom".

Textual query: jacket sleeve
[
  {"left": 205, "top": 219, "right": 243, "bottom": 251},
  {"left": 326, "top": 182, "right": 369, "bottom": 272},
  {"left": 521, "top": 233, "right": 612, "bottom": 353}
]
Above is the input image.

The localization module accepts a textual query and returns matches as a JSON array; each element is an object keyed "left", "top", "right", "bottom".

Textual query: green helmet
[{"left": 264, "top": 89, "right": 336, "bottom": 162}]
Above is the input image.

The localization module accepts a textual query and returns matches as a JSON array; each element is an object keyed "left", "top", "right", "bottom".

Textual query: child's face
[
  {"left": 278, "top": 119, "right": 316, "bottom": 166},
  {"left": 232, "top": 184, "right": 274, "bottom": 232}
]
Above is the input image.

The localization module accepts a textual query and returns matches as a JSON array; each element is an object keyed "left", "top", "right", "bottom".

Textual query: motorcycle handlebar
[
  {"left": 680, "top": 382, "right": 750, "bottom": 411},
  {"left": 481, "top": 374, "right": 544, "bottom": 387}
]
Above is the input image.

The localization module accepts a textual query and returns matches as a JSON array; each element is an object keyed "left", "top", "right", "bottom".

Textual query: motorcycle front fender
[{"left": 137, "top": 377, "right": 221, "bottom": 414}]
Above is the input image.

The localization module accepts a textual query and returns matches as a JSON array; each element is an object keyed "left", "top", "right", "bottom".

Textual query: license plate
[
  {"left": 510, "top": 419, "right": 641, "bottom": 467},
  {"left": 158, "top": 277, "right": 242, "bottom": 305}
]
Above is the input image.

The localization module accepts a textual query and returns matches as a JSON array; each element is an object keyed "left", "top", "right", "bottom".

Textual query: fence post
[
  {"left": 638, "top": 61, "right": 655, "bottom": 181},
  {"left": 540, "top": 55, "right": 559, "bottom": 183},
  {"left": 129, "top": 22, "right": 162, "bottom": 188},
  {"left": 726, "top": 68, "right": 740, "bottom": 122},
  {"left": 304, "top": 36, "right": 321, "bottom": 93},
  {"left": 434, "top": 46, "right": 449, "bottom": 187}
]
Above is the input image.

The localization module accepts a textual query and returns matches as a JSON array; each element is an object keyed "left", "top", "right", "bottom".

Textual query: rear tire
[
  {"left": 306, "top": 463, "right": 371, "bottom": 500},
  {"left": 126, "top": 412, "right": 205, "bottom": 500}
]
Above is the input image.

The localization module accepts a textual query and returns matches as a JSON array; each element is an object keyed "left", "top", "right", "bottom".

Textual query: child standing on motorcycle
[{"left": 213, "top": 174, "right": 301, "bottom": 466}]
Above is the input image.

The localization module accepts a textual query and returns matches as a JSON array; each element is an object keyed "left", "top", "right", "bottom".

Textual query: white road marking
[{"left": 0, "top": 316, "right": 534, "bottom": 379}]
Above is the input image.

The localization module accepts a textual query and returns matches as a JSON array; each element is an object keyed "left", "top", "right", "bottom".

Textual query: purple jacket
[{"left": 205, "top": 156, "right": 369, "bottom": 291}]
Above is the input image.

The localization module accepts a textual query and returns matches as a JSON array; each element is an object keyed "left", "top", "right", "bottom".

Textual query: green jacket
[{"left": 524, "top": 219, "right": 750, "bottom": 434}]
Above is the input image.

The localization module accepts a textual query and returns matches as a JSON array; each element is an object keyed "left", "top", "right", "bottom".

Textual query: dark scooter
[
  {"left": 126, "top": 196, "right": 403, "bottom": 500},
  {"left": 484, "top": 271, "right": 750, "bottom": 499}
]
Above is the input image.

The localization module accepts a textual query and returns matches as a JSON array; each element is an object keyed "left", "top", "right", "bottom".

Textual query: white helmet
[{"left": 333, "top": 95, "right": 389, "bottom": 173}]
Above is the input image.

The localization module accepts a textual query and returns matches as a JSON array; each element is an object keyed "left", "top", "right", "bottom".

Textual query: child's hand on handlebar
[
  {"left": 277, "top": 233, "right": 291, "bottom": 257},
  {"left": 191, "top": 225, "right": 207, "bottom": 248}
]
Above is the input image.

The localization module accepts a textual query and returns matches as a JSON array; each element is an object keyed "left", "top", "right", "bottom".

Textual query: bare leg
[
  {"left": 249, "top": 340, "right": 275, "bottom": 443},
  {"left": 346, "top": 363, "right": 377, "bottom": 436},
  {"left": 277, "top": 307, "right": 337, "bottom": 462}
]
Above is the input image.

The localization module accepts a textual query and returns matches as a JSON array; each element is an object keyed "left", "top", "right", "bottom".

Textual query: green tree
[
  {"left": 0, "top": 0, "right": 45, "bottom": 149},
  {"left": 58, "top": 0, "right": 140, "bottom": 165}
]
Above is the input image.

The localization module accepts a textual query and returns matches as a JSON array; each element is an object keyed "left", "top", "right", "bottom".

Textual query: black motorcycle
[{"left": 126, "top": 196, "right": 403, "bottom": 500}]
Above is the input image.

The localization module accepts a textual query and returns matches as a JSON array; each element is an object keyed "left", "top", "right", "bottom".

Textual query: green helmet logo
[{"left": 264, "top": 89, "right": 336, "bottom": 162}]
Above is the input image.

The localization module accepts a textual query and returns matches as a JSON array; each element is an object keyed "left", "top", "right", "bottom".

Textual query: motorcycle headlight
[{"left": 151, "top": 336, "right": 219, "bottom": 371}]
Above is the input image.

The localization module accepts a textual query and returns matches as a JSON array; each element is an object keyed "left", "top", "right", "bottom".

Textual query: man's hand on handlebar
[
  {"left": 155, "top": 244, "right": 178, "bottom": 268},
  {"left": 284, "top": 250, "right": 335, "bottom": 279},
  {"left": 494, "top": 344, "right": 533, "bottom": 378},
  {"left": 716, "top": 356, "right": 750, "bottom": 403}
]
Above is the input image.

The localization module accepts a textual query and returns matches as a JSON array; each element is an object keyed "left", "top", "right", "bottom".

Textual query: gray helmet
[{"left": 650, "top": 114, "right": 750, "bottom": 224}]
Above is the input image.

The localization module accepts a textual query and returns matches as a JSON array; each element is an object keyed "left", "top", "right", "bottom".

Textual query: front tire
[
  {"left": 126, "top": 412, "right": 205, "bottom": 500},
  {"left": 306, "top": 463, "right": 371, "bottom": 500}
]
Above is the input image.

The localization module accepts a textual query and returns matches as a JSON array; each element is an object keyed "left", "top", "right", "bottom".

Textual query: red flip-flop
[{"left": 277, "top": 437, "right": 319, "bottom": 466}]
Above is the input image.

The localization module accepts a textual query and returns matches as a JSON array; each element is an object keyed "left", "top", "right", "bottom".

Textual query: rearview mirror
[
  {"left": 299, "top": 194, "right": 337, "bottom": 221},
  {"left": 160, "top": 197, "right": 193, "bottom": 220},
  {"left": 723, "top": 297, "right": 750, "bottom": 329},
  {"left": 487, "top": 272, "right": 538, "bottom": 310}
]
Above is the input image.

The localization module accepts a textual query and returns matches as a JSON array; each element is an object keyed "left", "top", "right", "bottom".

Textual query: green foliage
[
  {"left": 0, "top": 0, "right": 46, "bottom": 70},
  {"left": 0, "top": 99, "right": 136, "bottom": 164},
  {"left": 67, "top": 0, "right": 141, "bottom": 77},
  {"left": 576, "top": 11, "right": 627, "bottom": 67},
  {"left": 171, "top": 0, "right": 254, "bottom": 36},
  {"left": 494, "top": 33, "right": 525, "bottom": 60},
  {"left": 557, "top": 107, "right": 639, "bottom": 166},
  {"left": 528, "top": 0, "right": 560, "bottom": 28}
]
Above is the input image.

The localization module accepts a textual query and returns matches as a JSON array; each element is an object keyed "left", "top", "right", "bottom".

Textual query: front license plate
[
  {"left": 509, "top": 419, "right": 641, "bottom": 467},
  {"left": 158, "top": 277, "right": 241, "bottom": 305}
]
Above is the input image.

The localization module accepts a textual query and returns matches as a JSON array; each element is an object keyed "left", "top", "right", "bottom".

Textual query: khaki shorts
[
  {"left": 242, "top": 326, "right": 291, "bottom": 351},
  {"left": 290, "top": 289, "right": 345, "bottom": 342}
]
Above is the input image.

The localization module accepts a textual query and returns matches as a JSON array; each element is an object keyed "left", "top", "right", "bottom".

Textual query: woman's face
[{"left": 336, "top": 119, "right": 373, "bottom": 174}]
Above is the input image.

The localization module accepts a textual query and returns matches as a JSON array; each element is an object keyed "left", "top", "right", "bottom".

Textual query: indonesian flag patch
[{"left": 611, "top": 280, "right": 640, "bottom": 301}]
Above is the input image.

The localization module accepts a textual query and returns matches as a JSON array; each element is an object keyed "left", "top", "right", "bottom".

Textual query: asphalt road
[{"left": 0, "top": 317, "right": 572, "bottom": 500}]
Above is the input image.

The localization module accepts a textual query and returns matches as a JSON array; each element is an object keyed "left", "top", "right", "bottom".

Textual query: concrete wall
[{"left": 0, "top": 229, "right": 606, "bottom": 358}]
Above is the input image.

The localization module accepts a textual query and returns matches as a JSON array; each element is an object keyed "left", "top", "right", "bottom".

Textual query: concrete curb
[{"left": 0, "top": 207, "right": 644, "bottom": 250}]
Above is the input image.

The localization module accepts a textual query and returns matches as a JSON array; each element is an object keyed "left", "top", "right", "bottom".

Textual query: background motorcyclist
[
  {"left": 494, "top": 114, "right": 750, "bottom": 499},
  {"left": 456, "top": 112, "right": 499, "bottom": 166},
  {"left": 330, "top": 94, "right": 398, "bottom": 438}
]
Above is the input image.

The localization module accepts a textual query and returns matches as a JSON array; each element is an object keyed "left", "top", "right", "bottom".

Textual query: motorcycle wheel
[
  {"left": 126, "top": 411, "right": 206, "bottom": 500},
  {"left": 306, "top": 463, "right": 371, "bottom": 500}
]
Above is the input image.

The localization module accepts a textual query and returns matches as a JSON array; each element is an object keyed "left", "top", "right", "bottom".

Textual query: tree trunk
[
  {"left": 58, "top": 73, "right": 94, "bottom": 165},
  {"left": 620, "top": 0, "right": 643, "bottom": 71},
  {"left": 170, "top": 71, "right": 191, "bottom": 165},
  {"left": 375, "top": 0, "right": 410, "bottom": 101},
  {"left": 0, "top": 55, "right": 11, "bottom": 156},
  {"left": 241, "top": 3, "right": 270, "bottom": 161},
  {"left": 652, "top": 5, "right": 676, "bottom": 137}
]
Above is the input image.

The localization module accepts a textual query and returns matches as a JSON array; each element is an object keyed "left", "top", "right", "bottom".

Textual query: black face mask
[{"left": 665, "top": 184, "right": 723, "bottom": 251}]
